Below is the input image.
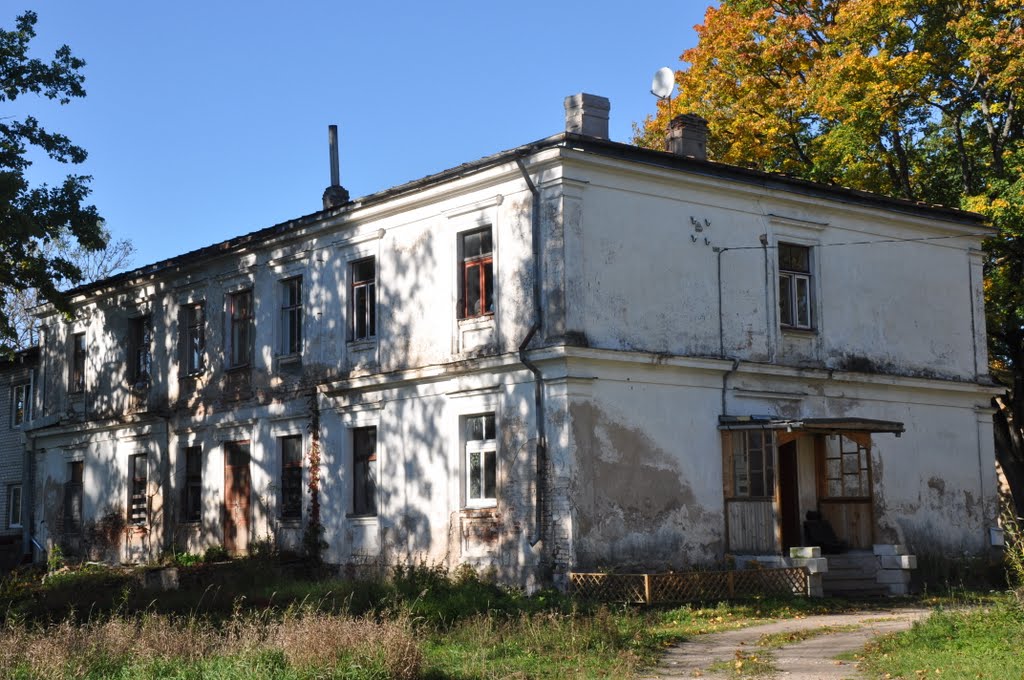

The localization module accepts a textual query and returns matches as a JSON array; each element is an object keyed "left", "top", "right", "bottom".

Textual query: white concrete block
[
  {"left": 873, "top": 544, "right": 910, "bottom": 556},
  {"left": 790, "top": 546, "right": 821, "bottom": 559},
  {"left": 876, "top": 568, "right": 912, "bottom": 584},
  {"left": 808, "top": 573, "right": 824, "bottom": 598},
  {"left": 879, "top": 554, "right": 917, "bottom": 570}
]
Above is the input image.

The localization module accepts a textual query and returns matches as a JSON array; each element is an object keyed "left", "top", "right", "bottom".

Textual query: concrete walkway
[{"left": 642, "top": 607, "right": 932, "bottom": 679}]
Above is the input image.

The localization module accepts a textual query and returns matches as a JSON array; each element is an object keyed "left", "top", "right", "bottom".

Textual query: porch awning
[{"left": 717, "top": 415, "right": 904, "bottom": 435}]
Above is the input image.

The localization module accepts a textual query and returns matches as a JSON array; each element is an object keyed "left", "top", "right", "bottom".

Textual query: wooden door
[
  {"left": 778, "top": 441, "right": 801, "bottom": 549},
  {"left": 223, "top": 441, "right": 251, "bottom": 554}
]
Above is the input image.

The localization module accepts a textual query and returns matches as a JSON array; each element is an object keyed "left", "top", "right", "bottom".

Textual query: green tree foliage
[
  {"left": 636, "top": 0, "right": 1024, "bottom": 512},
  {"left": 0, "top": 10, "right": 105, "bottom": 352}
]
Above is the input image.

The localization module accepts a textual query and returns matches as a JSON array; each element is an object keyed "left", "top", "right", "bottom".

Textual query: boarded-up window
[
  {"left": 128, "top": 454, "right": 147, "bottom": 525},
  {"left": 732, "top": 430, "right": 775, "bottom": 498},
  {"left": 824, "top": 435, "right": 870, "bottom": 499}
]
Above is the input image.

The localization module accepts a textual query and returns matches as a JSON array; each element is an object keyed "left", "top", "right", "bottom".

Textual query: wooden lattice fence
[{"left": 569, "top": 567, "right": 809, "bottom": 604}]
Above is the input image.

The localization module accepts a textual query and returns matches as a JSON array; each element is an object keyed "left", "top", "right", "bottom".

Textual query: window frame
[
  {"left": 8, "top": 484, "right": 21, "bottom": 529},
  {"left": 184, "top": 302, "right": 206, "bottom": 376},
  {"left": 464, "top": 413, "right": 498, "bottom": 508},
  {"left": 128, "top": 453, "right": 148, "bottom": 525},
  {"left": 65, "top": 461, "right": 83, "bottom": 534},
  {"left": 181, "top": 446, "right": 202, "bottom": 523},
  {"left": 70, "top": 333, "right": 86, "bottom": 394},
  {"left": 280, "top": 276, "right": 303, "bottom": 356},
  {"left": 11, "top": 382, "right": 30, "bottom": 427},
  {"left": 129, "top": 315, "right": 153, "bottom": 386},
  {"left": 350, "top": 257, "right": 377, "bottom": 341},
  {"left": 351, "top": 426, "right": 377, "bottom": 517},
  {"left": 823, "top": 435, "right": 872, "bottom": 501},
  {"left": 732, "top": 430, "right": 776, "bottom": 499},
  {"left": 280, "top": 434, "right": 303, "bottom": 520},
  {"left": 227, "top": 290, "right": 254, "bottom": 369},
  {"left": 458, "top": 227, "right": 494, "bottom": 320},
  {"left": 778, "top": 242, "right": 813, "bottom": 330}
]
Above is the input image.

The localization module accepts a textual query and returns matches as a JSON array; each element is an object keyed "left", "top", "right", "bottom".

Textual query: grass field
[
  {"left": 0, "top": 557, "right": 864, "bottom": 679},
  {"left": 857, "top": 594, "right": 1024, "bottom": 680}
]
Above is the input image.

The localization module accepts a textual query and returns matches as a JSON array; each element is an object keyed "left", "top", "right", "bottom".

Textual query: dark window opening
[
  {"left": 182, "top": 446, "right": 202, "bottom": 522},
  {"left": 70, "top": 333, "right": 86, "bottom": 393},
  {"left": 352, "top": 426, "right": 377, "bottom": 516},
  {"left": 130, "top": 315, "right": 153, "bottom": 386},
  {"left": 281, "top": 435, "right": 302, "bottom": 519},
  {"left": 228, "top": 290, "right": 253, "bottom": 368},
  {"left": 64, "top": 461, "right": 83, "bottom": 534}
]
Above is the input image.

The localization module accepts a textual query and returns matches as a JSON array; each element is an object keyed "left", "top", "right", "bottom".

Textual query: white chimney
[{"left": 564, "top": 93, "right": 610, "bottom": 140}]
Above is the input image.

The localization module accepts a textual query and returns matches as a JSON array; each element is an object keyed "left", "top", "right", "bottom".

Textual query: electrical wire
[{"left": 714, "top": 230, "right": 993, "bottom": 252}]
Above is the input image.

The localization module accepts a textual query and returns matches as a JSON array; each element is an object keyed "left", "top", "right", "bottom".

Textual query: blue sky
[{"left": 14, "top": 2, "right": 711, "bottom": 269}]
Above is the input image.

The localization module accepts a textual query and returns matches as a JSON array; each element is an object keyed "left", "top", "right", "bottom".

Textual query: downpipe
[{"left": 515, "top": 156, "right": 547, "bottom": 549}]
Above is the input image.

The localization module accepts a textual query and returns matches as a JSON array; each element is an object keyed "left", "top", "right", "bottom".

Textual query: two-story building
[
  {"left": 22, "top": 94, "right": 999, "bottom": 590},
  {"left": 0, "top": 347, "right": 36, "bottom": 568}
]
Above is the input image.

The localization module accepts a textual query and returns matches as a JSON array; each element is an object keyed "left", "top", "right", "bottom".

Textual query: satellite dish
[{"left": 651, "top": 67, "right": 675, "bottom": 99}]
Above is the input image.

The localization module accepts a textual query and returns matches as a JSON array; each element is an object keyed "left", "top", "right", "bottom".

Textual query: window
[
  {"left": 182, "top": 446, "right": 202, "bottom": 522},
  {"left": 465, "top": 414, "right": 497, "bottom": 507},
  {"left": 64, "top": 461, "right": 83, "bottom": 534},
  {"left": 824, "top": 436, "right": 870, "bottom": 499},
  {"left": 8, "top": 484, "right": 21, "bottom": 529},
  {"left": 459, "top": 227, "right": 494, "bottom": 319},
  {"left": 128, "top": 454, "right": 147, "bottom": 525},
  {"left": 184, "top": 303, "right": 205, "bottom": 375},
  {"left": 280, "top": 435, "right": 302, "bottom": 519},
  {"left": 228, "top": 290, "right": 253, "bottom": 368},
  {"left": 11, "top": 382, "right": 30, "bottom": 427},
  {"left": 351, "top": 258, "right": 376, "bottom": 341},
  {"left": 778, "top": 243, "right": 812, "bottom": 329},
  {"left": 70, "top": 333, "right": 86, "bottom": 393},
  {"left": 352, "top": 426, "right": 377, "bottom": 516},
  {"left": 130, "top": 315, "right": 152, "bottom": 385},
  {"left": 281, "top": 277, "right": 302, "bottom": 355},
  {"left": 732, "top": 430, "right": 775, "bottom": 498}
]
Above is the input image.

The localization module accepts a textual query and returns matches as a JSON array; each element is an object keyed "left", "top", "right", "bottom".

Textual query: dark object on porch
[{"left": 804, "top": 510, "right": 848, "bottom": 554}]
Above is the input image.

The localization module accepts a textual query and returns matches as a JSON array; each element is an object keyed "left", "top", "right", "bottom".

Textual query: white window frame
[
  {"left": 280, "top": 276, "right": 303, "bottom": 356},
  {"left": 11, "top": 382, "right": 30, "bottom": 427},
  {"left": 778, "top": 242, "right": 814, "bottom": 330},
  {"left": 464, "top": 413, "right": 497, "bottom": 508},
  {"left": 8, "top": 484, "right": 21, "bottom": 529},
  {"left": 350, "top": 256, "right": 377, "bottom": 341}
]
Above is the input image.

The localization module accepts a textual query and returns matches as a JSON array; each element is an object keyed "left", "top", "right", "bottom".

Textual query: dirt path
[{"left": 642, "top": 607, "right": 932, "bottom": 680}]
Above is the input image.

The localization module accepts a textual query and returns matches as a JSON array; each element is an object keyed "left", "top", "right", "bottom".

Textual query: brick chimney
[
  {"left": 322, "top": 124, "right": 350, "bottom": 210},
  {"left": 564, "top": 93, "right": 610, "bottom": 140},
  {"left": 667, "top": 114, "right": 708, "bottom": 160}
]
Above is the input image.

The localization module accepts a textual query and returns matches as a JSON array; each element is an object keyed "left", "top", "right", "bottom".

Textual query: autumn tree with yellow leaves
[{"left": 636, "top": 0, "right": 1024, "bottom": 514}]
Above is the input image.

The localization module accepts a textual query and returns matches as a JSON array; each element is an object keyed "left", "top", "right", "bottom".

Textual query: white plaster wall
[{"left": 561, "top": 157, "right": 986, "bottom": 382}]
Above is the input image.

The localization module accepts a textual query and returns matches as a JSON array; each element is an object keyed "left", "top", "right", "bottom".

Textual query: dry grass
[{"left": 0, "top": 606, "right": 422, "bottom": 679}]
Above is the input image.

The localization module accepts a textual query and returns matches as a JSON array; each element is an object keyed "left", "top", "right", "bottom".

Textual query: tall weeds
[{"left": 0, "top": 606, "right": 422, "bottom": 679}]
